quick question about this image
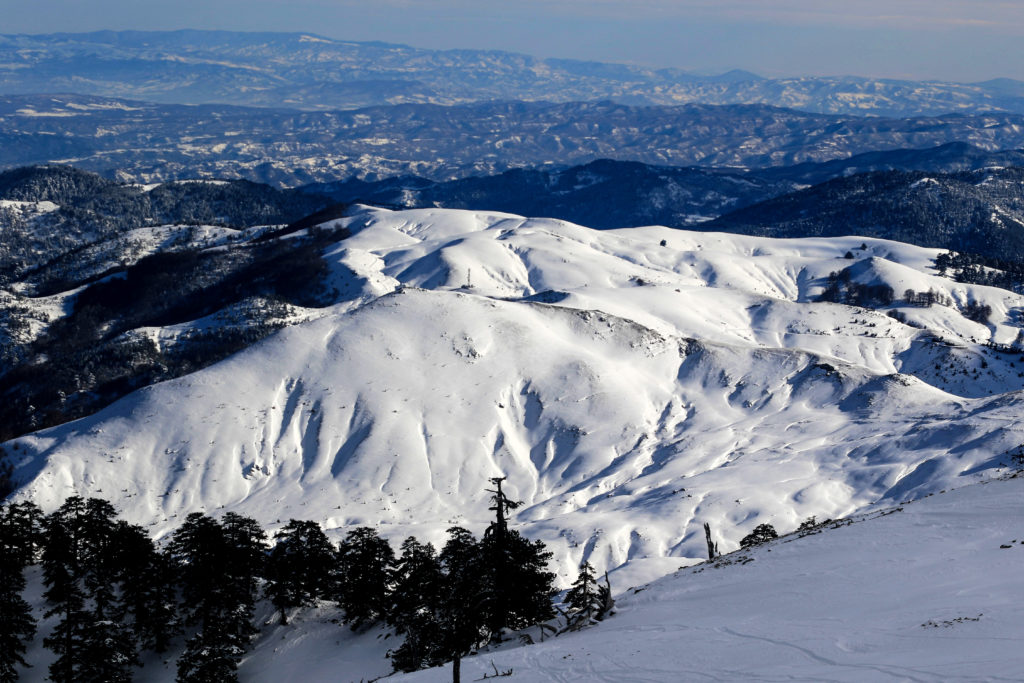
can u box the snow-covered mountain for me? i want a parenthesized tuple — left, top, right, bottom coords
(7, 207, 1024, 597)
(4, 31, 1024, 117)
(7, 95, 1024, 186)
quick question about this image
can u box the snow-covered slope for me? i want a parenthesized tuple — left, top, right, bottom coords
(399, 474, 1024, 682)
(7, 208, 1024, 591)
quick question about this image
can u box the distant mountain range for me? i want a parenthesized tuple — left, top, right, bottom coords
(3, 30, 1024, 117)
(5, 94, 1024, 186)
(308, 143, 1024, 232)
(707, 167, 1024, 258)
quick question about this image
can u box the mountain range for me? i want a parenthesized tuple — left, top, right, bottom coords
(3, 30, 1024, 117)
(6, 94, 1024, 186)
(5, 28, 1024, 682)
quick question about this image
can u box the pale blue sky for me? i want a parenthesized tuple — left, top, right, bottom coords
(3, 0, 1023, 82)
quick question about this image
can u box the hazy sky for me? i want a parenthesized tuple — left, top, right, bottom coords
(3, 0, 1023, 82)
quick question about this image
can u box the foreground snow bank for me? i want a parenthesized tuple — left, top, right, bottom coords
(401, 475, 1024, 682)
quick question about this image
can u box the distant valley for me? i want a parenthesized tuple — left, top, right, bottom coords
(5, 94, 1024, 186)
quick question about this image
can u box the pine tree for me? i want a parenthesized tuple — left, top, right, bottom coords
(176, 631, 245, 683)
(77, 618, 139, 683)
(0, 520, 36, 683)
(41, 510, 89, 683)
(482, 529, 555, 633)
(387, 536, 448, 672)
(78, 498, 120, 620)
(266, 519, 336, 624)
(480, 478, 555, 638)
(563, 561, 600, 630)
(1, 500, 44, 566)
(170, 512, 266, 683)
(114, 520, 180, 652)
(436, 527, 490, 683)
(219, 512, 266, 643)
(388, 536, 443, 636)
(42, 497, 140, 682)
(335, 526, 395, 629)
(740, 523, 779, 548)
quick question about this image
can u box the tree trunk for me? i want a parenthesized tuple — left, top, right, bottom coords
(704, 522, 717, 560)
(452, 653, 461, 683)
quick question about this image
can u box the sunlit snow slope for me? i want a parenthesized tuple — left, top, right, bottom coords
(399, 475, 1024, 682)
(8, 207, 1024, 589)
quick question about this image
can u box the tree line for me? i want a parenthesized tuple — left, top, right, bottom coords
(0, 478, 611, 683)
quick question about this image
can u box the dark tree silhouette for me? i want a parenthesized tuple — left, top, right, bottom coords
(335, 526, 395, 630)
(740, 523, 779, 548)
(114, 520, 180, 652)
(266, 519, 336, 624)
(481, 477, 555, 638)
(170, 512, 265, 683)
(0, 502, 37, 683)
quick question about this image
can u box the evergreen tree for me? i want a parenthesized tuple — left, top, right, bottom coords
(335, 526, 395, 629)
(78, 498, 120, 620)
(390, 527, 491, 678)
(481, 529, 556, 634)
(266, 519, 336, 624)
(740, 523, 779, 548)
(389, 610, 446, 674)
(176, 631, 245, 683)
(388, 536, 443, 636)
(219, 512, 267, 642)
(170, 512, 266, 683)
(77, 618, 139, 683)
(0, 506, 36, 683)
(563, 561, 599, 629)
(1, 500, 44, 566)
(480, 478, 555, 638)
(41, 510, 90, 683)
(436, 527, 490, 683)
(42, 497, 140, 682)
(562, 561, 612, 631)
(114, 520, 180, 652)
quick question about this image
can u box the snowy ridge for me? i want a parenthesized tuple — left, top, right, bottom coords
(7, 208, 1024, 594)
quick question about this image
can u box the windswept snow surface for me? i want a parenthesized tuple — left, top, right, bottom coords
(7, 208, 1024, 594)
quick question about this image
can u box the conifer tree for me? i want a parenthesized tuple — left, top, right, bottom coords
(562, 561, 609, 631)
(0, 503, 36, 683)
(41, 509, 90, 683)
(77, 617, 139, 683)
(266, 519, 336, 624)
(78, 498, 120, 620)
(388, 536, 443, 636)
(114, 520, 180, 652)
(482, 528, 556, 633)
(43, 497, 140, 682)
(437, 527, 491, 683)
(335, 526, 395, 629)
(171, 512, 265, 683)
(481, 477, 555, 637)
(1, 500, 43, 566)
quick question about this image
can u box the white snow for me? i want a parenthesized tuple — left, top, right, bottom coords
(0, 199, 59, 214)
(8, 208, 1023, 585)
(7, 206, 1024, 681)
